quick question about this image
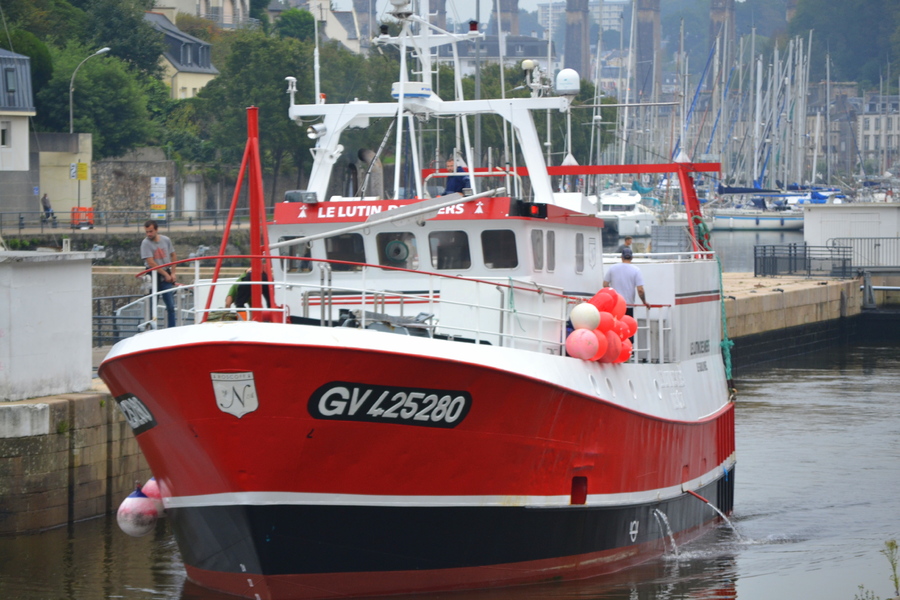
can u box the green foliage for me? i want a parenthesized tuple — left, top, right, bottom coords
(275, 8, 316, 42)
(882, 539, 899, 597)
(0, 29, 54, 96)
(789, 0, 900, 88)
(80, 0, 166, 76)
(34, 42, 153, 158)
(0, 0, 87, 42)
(56, 420, 70, 434)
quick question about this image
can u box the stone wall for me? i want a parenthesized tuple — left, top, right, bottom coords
(0, 392, 151, 534)
(93, 158, 177, 214)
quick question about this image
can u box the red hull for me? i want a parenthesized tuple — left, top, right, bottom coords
(101, 329, 735, 600)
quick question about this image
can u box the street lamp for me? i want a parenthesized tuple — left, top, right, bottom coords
(69, 47, 110, 134)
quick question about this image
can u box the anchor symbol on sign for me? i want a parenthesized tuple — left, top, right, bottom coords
(629, 520, 639, 542)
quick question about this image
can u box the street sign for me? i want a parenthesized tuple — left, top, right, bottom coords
(150, 176, 167, 220)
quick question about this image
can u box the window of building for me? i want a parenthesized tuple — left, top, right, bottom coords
(0, 121, 9, 147)
(429, 230, 471, 270)
(4, 68, 15, 93)
(325, 233, 366, 271)
(575, 233, 584, 273)
(876, 118, 881, 131)
(377, 232, 419, 270)
(482, 230, 517, 268)
(531, 230, 544, 270)
(278, 236, 313, 273)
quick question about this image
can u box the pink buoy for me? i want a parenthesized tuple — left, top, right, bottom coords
(600, 330, 622, 363)
(590, 329, 609, 361)
(611, 294, 627, 319)
(620, 314, 638, 337)
(615, 339, 633, 363)
(141, 477, 165, 516)
(566, 328, 599, 360)
(596, 311, 615, 333)
(588, 289, 616, 313)
(614, 319, 630, 340)
(117, 487, 159, 537)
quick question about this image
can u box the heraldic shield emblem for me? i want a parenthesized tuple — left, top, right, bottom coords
(211, 372, 259, 418)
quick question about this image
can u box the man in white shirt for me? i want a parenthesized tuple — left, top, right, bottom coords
(603, 247, 650, 317)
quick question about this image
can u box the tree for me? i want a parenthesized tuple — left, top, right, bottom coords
(80, 0, 166, 76)
(275, 8, 316, 42)
(35, 43, 153, 158)
(789, 0, 900, 87)
(0, 29, 54, 97)
(196, 30, 314, 203)
(0, 0, 87, 42)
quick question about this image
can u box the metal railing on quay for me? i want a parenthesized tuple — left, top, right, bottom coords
(1, 208, 270, 236)
(92, 294, 148, 347)
(754, 243, 853, 278)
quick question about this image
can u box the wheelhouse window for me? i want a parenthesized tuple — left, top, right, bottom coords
(531, 230, 544, 270)
(547, 231, 556, 272)
(575, 233, 584, 273)
(325, 233, 365, 271)
(482, 229, 517, 269)
(377, 232, 419, 270)
(278, 236, 312, 273)
(429, 230, 471, 270)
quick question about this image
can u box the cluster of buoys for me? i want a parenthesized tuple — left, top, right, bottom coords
(565, 288, 637, 363)
(116, 477, 165, 537)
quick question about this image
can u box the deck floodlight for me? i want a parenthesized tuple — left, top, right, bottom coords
(307, 123, 327, 139)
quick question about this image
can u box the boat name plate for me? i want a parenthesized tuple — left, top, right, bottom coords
(115, 394, 157, 434)
(308, 381, 472, 428)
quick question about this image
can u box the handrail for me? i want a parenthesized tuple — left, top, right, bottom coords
(111, 254, 681, 364)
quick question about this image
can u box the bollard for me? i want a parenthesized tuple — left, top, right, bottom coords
(188, 216, 193, 227)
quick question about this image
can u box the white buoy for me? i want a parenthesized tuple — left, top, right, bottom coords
(116, 487, 159, 537)
(569, 302, 601, 331)
(141, 477, 165, 516)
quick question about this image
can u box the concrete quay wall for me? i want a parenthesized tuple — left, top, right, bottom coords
(0, 389, 151, 534)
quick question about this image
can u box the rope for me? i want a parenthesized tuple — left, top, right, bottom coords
(716, 255, 735, 386)
(507, 278, 526, 332)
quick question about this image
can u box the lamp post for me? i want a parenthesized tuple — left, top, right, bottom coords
(69, 47, 110, 134)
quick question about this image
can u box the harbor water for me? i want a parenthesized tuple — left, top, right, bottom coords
(2, 231, 897, 600)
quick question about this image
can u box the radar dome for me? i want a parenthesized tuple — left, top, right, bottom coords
(555, 69, 580, 96)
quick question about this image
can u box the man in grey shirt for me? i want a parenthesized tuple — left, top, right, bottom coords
(141, 220, 178, 328)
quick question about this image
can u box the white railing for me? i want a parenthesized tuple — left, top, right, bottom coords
(113, 257, 678, 363)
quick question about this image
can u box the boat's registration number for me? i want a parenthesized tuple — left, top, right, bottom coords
(308, 381, 472, 428)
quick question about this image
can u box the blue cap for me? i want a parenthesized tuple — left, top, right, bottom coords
(622, 247, 633, 259)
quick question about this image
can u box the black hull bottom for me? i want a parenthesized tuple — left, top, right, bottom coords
(168, 468, 735, 577)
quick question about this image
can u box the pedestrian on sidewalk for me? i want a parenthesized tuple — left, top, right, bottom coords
(40, 193, 55, 222)
(141, 220, 178, 328)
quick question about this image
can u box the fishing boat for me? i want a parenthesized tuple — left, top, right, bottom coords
(99, 3, 735, 598)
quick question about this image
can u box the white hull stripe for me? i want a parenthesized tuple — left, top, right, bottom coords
(163, 456, 735, 510)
